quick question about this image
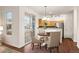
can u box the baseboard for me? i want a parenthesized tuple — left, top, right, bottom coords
(2, 42, 24, 52)
(64, 38, 72, 39)
(63, 38, 73, 41)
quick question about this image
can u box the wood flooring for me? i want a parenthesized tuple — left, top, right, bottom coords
(2, 38, 79, 53)
(24, 38, 79, 53)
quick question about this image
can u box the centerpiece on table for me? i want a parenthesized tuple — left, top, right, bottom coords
(44, 22, 47, 29)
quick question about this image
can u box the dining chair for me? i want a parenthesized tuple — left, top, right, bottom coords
(46, 32, 61, 52)
(31, 30, 44, 50)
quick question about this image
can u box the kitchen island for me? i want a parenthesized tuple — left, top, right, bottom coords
(45, 28, 62, 43)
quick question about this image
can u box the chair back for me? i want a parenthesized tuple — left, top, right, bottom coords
(47, 32, 61, 48)
(38, 28, 45, 34)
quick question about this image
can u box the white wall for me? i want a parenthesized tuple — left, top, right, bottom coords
(76, 7, 79, 48)
(0, 8, 3, 26)
(2, 6, 20, 47)
(1, 6, 39, 48)
(73, 7, 78, 42)
(73, 7, 79, 48)
(64, 12, 73, 38)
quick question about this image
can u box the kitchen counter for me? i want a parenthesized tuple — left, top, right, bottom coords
(45, 28, 62, 32)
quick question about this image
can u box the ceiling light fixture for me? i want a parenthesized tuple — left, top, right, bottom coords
(42, 6, 48, 20)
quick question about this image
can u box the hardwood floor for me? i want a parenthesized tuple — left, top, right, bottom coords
(23, 38, 79, 53)
(2, 38, 79, 53)
(59, 38, 79, 53)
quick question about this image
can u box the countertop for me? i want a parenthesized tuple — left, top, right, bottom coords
(45, 28, 62, 32)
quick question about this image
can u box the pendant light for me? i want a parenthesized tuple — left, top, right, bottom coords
(42, 6, 47, 20)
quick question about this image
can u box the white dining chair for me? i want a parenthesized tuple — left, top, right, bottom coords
(46, 32, 61, 52)
(31, 30, 44, 49)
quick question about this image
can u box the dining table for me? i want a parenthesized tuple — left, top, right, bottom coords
(38, 32, 50, 43)
(38, 28, 62, 43)
(37, 28, 62, 49)
(37, 32, 49, 47)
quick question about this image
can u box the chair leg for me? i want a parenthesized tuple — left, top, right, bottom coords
(57, 47, 59, 53)
(45, 44, 47, 50)
(48, 48, 52, 53)
(32, 43, 34, 50)
(39, 43, 41, 49)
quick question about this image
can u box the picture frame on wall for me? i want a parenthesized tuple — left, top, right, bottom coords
(7, 31, 12, 35)
(6, 24, 12, 35)
(6, 11, 13, 22)
(6, 24, 12, 30)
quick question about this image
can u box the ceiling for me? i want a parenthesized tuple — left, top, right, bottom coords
(27, 6, 74, 16)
